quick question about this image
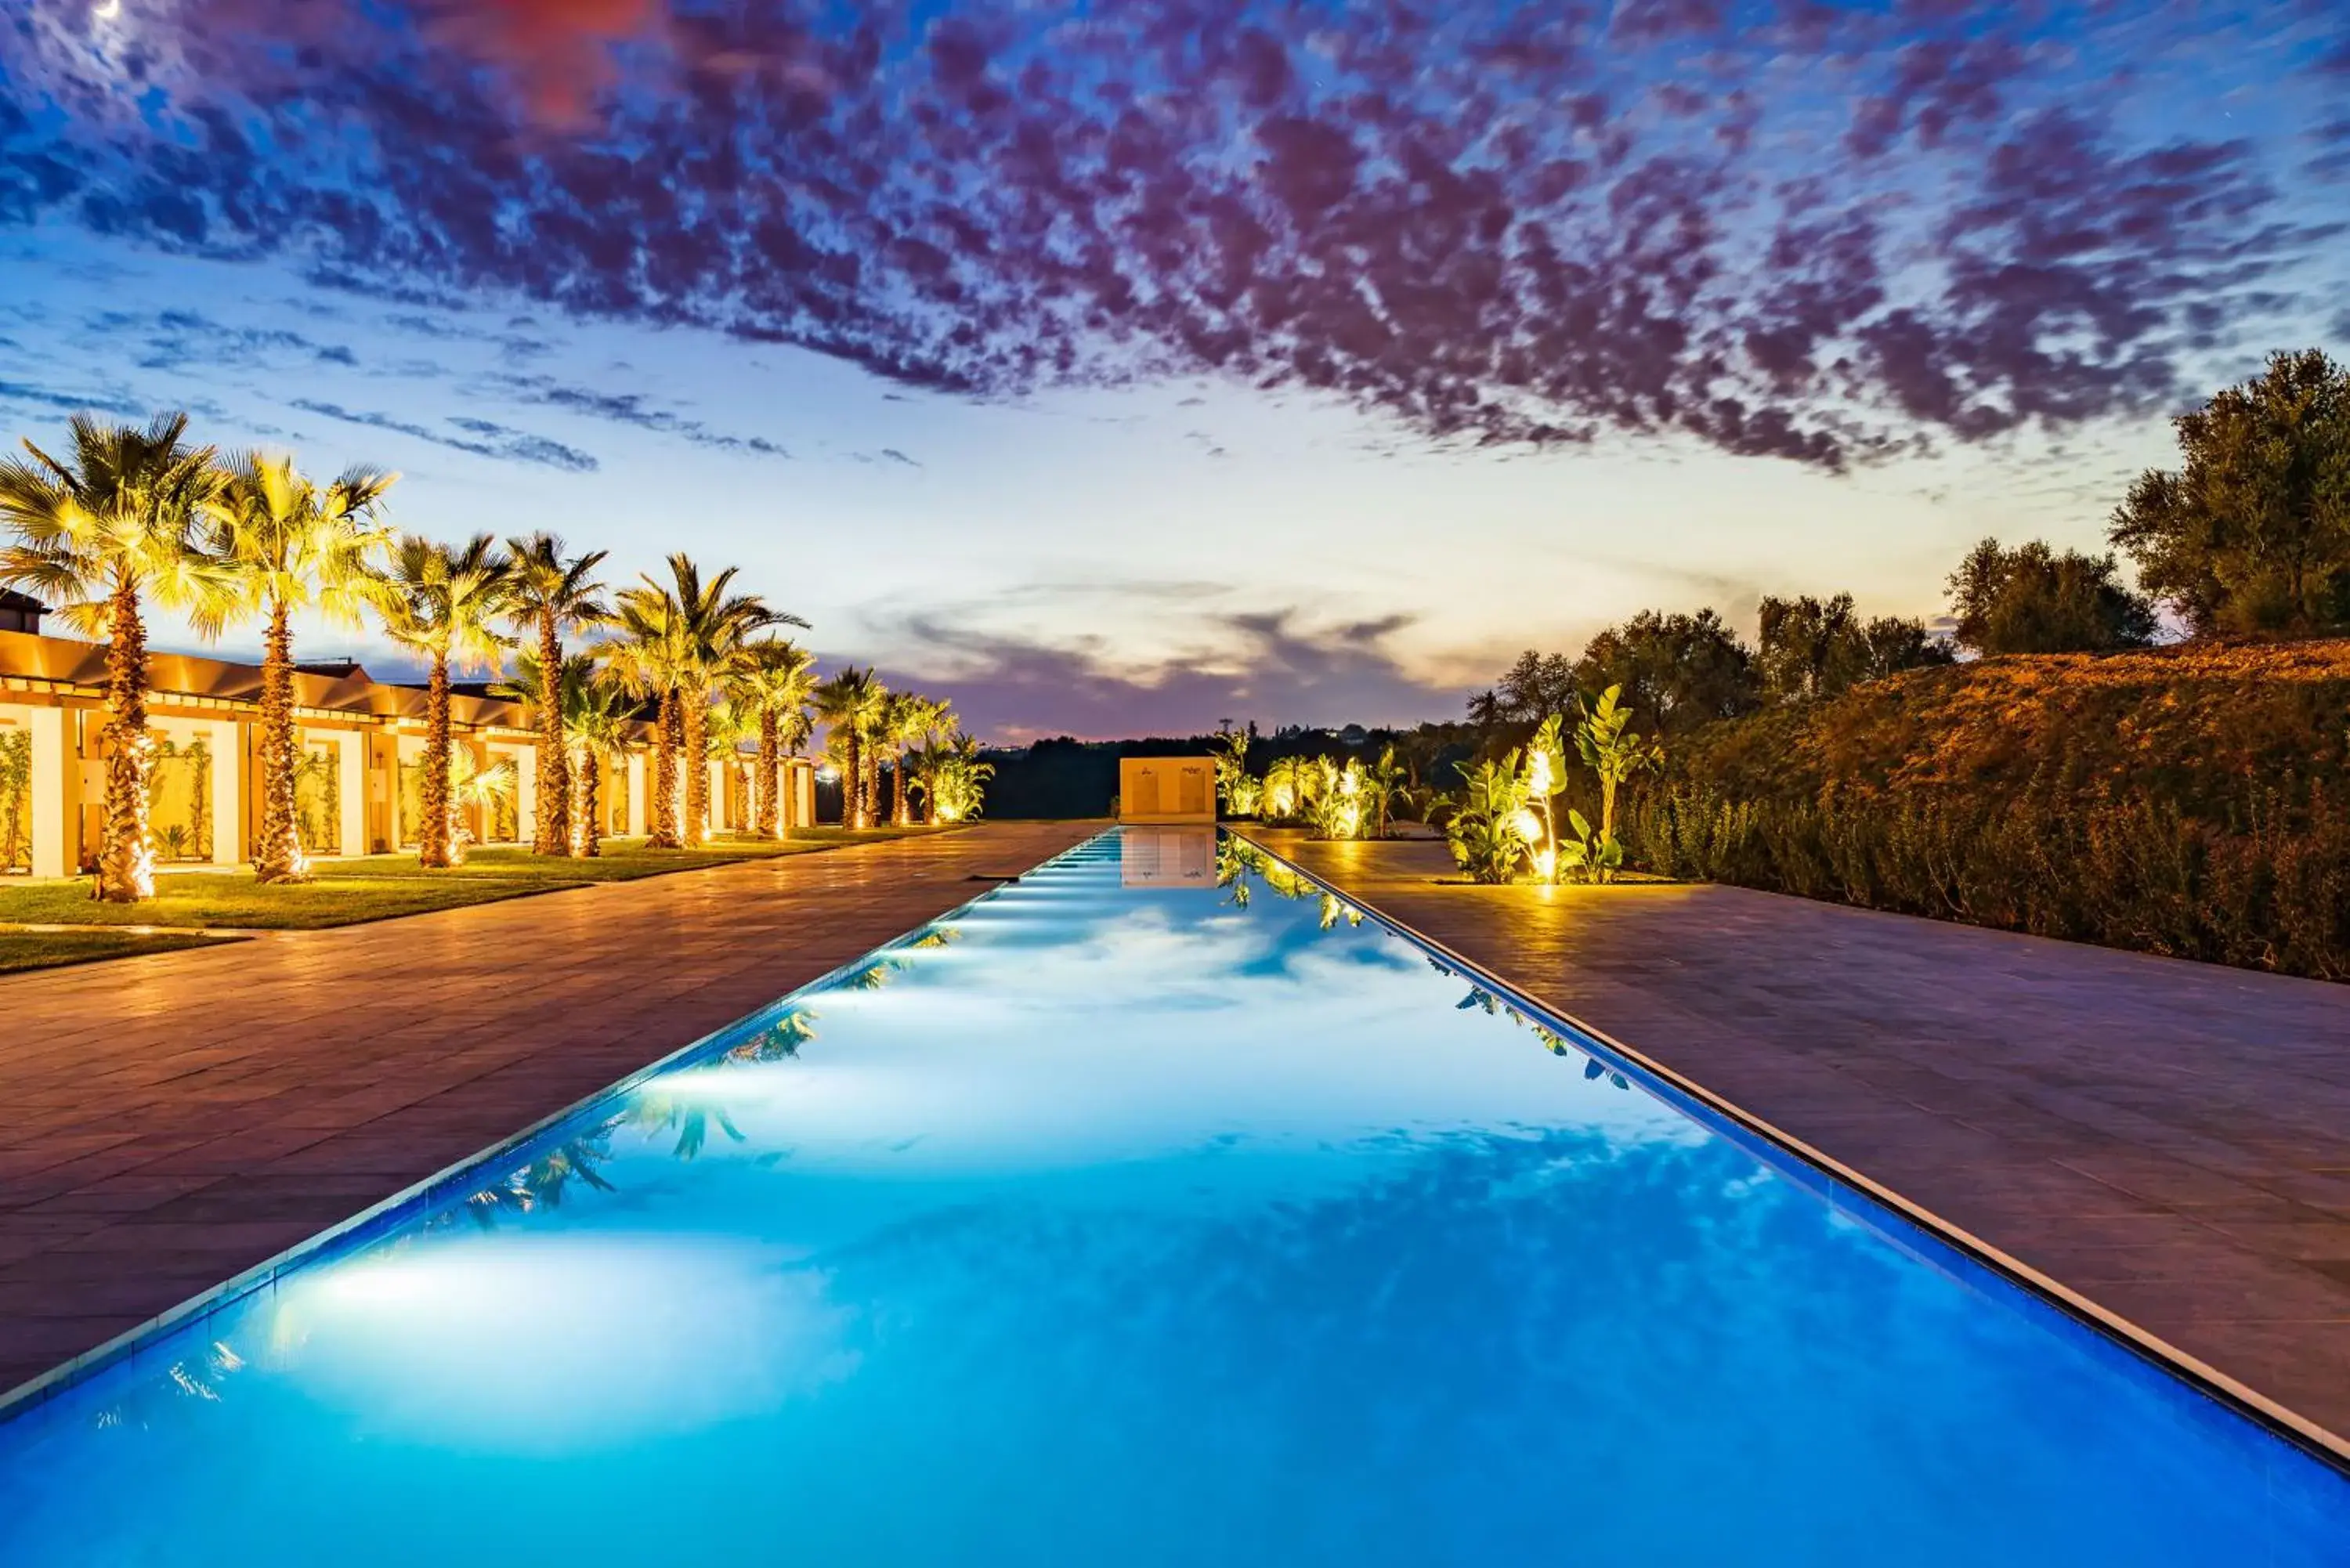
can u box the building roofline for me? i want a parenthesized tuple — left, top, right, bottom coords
(0, 629, 655, 742)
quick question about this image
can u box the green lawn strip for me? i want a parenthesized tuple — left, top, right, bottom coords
(0, 826, 952, 932)
(0, 928, 245, 975)
(319, 829, 926, 884)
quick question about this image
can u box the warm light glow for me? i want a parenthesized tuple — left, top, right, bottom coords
(1531, 846, 1556, 880)
(1526, 751, 1554, 794)
(1509, 807, 1543, 843)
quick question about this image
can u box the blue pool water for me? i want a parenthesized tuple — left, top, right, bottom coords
(1, 829, 2344, 1563)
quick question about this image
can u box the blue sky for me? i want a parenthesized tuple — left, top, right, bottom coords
(2, 0, 2345, 739)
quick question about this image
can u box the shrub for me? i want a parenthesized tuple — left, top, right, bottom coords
(1634, 639, 2350, 981)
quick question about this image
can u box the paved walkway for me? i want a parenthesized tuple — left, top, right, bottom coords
(1250, 830, 2350, 1450)
(0, 823, 1095, 1400)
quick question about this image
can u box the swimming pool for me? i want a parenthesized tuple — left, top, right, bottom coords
(2, 828, 2344, 1563)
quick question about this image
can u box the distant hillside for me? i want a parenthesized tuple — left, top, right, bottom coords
(1636, 641, 2350, 981)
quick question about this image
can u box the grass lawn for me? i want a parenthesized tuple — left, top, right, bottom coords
(0, 928, 246, 975)
(0, 827, 947, 934)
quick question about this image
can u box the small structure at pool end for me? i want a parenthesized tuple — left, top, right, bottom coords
(1116, 757, 1217, 824)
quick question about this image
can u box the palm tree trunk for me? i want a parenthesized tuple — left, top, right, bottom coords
(843, 726, 862, 828)
(254, 597, 309, 884)
(892, 746, 912, 827)
(682, 695, 710, 847)
(577, 746, 602, 858)
(649, 688, 682, 848)
(419, 652, 454, 869)
(757, 711, 780, 839)
(533, 613, 569, 856)
(862, 740, 879, 832)
(97, 578, 155, 902)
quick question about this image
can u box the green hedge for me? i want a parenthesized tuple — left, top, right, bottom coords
(1632, 640, 2350, 981)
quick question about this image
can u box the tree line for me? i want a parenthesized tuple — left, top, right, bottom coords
(1473, 347, 2350, 742)
(0, 411, 985, 905)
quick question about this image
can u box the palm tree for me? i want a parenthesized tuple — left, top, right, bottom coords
(660, 554, 792, 847)
(912, 731, 993, 823)
(209, 453, 397, 883)
(601, 589, 689, 847)
(491, 649, 633, 857)
(672, 562, 799, 846)
(734, 638, 816, 839)
(504, 533, 609, 858)
(0, 413, 234, 901)
(812, 667, 884, 829)
(566, 664, 634, 858)
(705, 694, 758, 833)
(879, 692, 949, 826)
(378, 533, 511, 867)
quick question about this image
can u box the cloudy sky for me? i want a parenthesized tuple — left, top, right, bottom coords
(2, 0, 2345, 740)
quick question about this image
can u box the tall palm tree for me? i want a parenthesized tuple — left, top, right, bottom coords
(378, 533, 511, 867)
(659, 554, 793, 847)
(209, 453, 397, 883)
(876, 692, 939, 827)
(504, 533, 609, 857)
(896, 694, 955, 824)
(734, 638, 816, 839)
(601, 590, 689, 847)
(0, 413, 234, 901)
(565, 663, 635, 858)
(812, 667, 884, 829)
(491, 649, 631, 857)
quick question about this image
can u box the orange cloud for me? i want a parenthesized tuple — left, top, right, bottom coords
(422, 0, 666, 125)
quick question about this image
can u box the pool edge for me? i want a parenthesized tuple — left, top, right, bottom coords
(1233, 828, 2350, 1476)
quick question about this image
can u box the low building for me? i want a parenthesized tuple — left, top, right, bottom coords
(1116, 756, 1217, 825)
(0, 623, 819, 878)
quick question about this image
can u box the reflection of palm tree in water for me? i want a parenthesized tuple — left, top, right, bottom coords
(1439, 960, 1634, 1086)
(834, 923, 957, 994)
(446, 1133, 618, 1230)
(439, 930, 962, 1225)
(728, 1006, 815, 1064)
(624, 1077, 748, 1161)
(1222, 836, 1327, 906)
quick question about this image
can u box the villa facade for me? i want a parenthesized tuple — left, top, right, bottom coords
(0, 620, 816, 878)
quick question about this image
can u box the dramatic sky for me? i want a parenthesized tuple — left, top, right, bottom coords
(2, 0, 2345, 739)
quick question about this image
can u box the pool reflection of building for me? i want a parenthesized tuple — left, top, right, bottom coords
(0, 608, 815, 877)
(1119, 826, 1218, 888)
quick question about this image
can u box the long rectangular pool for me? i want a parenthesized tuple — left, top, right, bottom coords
(2, 829, 2345, 1563)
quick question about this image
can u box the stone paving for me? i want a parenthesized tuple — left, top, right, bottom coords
(0, 822, 1096, 1400)
(1250, 829, 2350, 1448)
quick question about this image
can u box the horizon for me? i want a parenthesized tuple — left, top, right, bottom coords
(4, 0, 2345, 742)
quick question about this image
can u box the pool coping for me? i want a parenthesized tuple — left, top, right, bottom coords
(1233, 828, 2350, 1476)
(0, 832, 1096, 1428)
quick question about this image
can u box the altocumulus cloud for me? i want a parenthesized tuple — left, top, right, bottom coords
(5, 0, 2345, 468)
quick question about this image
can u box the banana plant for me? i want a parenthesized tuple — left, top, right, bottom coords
(1575, 683, 1661, 883)
(1445, 751, 1534, 883)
